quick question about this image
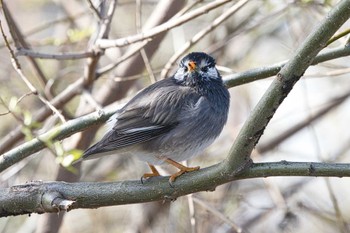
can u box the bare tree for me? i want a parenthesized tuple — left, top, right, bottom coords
(1, 0, 350, 232)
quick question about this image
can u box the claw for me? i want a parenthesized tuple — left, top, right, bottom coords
(165, 158, 200, 186)
(141, 164, 161, 183)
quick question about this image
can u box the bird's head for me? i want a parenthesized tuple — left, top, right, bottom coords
(174, 52, 222, 89)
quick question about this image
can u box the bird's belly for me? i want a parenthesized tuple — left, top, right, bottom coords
(133, 133, 217, 165)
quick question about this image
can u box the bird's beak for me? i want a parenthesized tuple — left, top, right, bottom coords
(187, 61, 197, 72)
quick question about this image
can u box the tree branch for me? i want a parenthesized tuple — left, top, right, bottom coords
(258, 89, 350, 153)
(97, 0, 232, 48)
(2, 44, 350, 173)
(0, 108, 116, 173)
(1, 38, 349, 156)
(15, 48, 93, 60)
(1, 161, 350, 217)
(224, 45, 350, 87)
(223, 0, 350, 172)
(0, 0, 350, 219)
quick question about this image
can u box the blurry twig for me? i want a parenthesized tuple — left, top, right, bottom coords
(258, 89, 350, 153)
(0, 20, 66, 123)
(0, 78, 83, 154)
(324, 178, 349, 233)
(81, 89, 103, 111)
(86, 0, 102, 20)
(305, 67, 350, 77)
(97, 0, 232, 48)
(207, 3, 289, 55)
(188, 194, 197, 233)
(16, 48, 93, 60)
(96, 40, 149, 76)
(136, 0, 157, 83)
(1, 2, 48, 91)
(160, 0, 249, 79)
(173, 0, 203, 18)
(224, 45, 350, 87)
(84, 0, 117, 85)
(326, 28, 350, 46)
(192, 196, 244, 233)
(0, 12, 88, 49)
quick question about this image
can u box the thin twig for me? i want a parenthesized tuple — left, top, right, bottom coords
(96, 40, 149, 76)
(0, 20, 66, 123)
(172, 0, 204, 18)
(223, 45, 350, 87)
(136, 0, 157, 83)
(0, 12, 88, 49)
(97, 0, 232, 48)
(305, 67, 350, 77)
(326, 28, 350, 46)
(207, 3, 289, 54)
(16, 48, 94, 60)
(187, 194, 197, 233)
(84, 0, 117, 85)
(0, 78, 84, 154)
(258, 89, 350, 153)
(1, 2, 48, 90)
(86, 0, 102, 20)
(324, 178, 349, 233)
(0, 107, 116, 172)
(192, 197, 243, 233)
(160, 0, 249, 79)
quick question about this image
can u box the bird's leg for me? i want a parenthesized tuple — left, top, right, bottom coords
(165, 158, 200, 184)
(142, 163, 161, 182)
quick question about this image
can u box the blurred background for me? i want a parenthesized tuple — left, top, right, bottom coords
(1, 0, 350, 232)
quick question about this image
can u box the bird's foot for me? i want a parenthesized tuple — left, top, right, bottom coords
(165, 158, 200, 186)
(141, 164, 161, 183)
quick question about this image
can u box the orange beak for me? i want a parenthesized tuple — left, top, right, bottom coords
(187, 61, 196, 72)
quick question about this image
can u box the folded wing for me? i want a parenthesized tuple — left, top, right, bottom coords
(82, 78, 200, 158)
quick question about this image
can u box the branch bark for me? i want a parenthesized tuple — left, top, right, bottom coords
(1, 0, 350, 218)
(1, 161, 350, 217)
(223, 0, 350, 172)
(2, 44, 350, 173)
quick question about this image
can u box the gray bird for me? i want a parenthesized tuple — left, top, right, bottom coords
(81, 52, 230, 183)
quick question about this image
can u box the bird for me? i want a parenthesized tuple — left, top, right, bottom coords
(81, 52, 230, 184)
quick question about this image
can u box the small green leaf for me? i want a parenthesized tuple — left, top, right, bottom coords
(23, 110, 32, 126)
(21, 127, 34, 141)
(8, 97, 18, 112)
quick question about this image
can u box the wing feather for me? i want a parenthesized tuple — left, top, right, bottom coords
(83, 78, 201, 158)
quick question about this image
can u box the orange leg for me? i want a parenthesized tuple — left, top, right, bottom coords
(165, 158, 200, 184)
(142, 163, 161, 181)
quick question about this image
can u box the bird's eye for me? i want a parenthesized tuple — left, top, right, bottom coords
(183, 66, 188, 72)
(201, 66, 208, 72)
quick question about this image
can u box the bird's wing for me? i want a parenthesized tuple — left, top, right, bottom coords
(82, 78, 200, 158)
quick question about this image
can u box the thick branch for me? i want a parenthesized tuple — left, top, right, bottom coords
(0, 0, 350, 219)
(1, 161, 350, 217)
(223, 0, 350, 171)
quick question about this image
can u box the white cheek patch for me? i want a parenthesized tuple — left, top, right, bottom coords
(199, 67, 219, 80)
(174, 69, 185, 81)
(199, 59, 208, 68)
(207, 67, 219, 79)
